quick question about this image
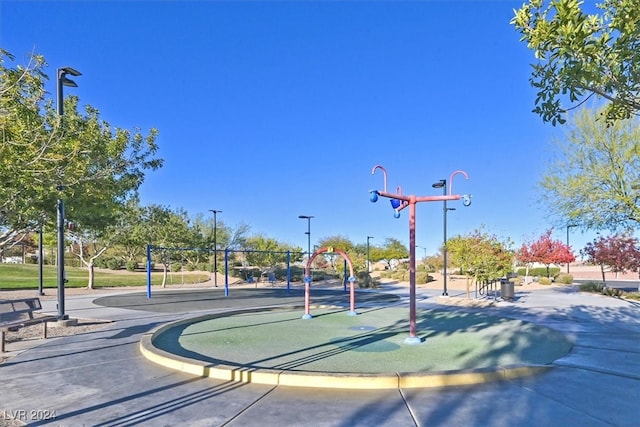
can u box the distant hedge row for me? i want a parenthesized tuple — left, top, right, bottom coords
(516, 267, 561, 278)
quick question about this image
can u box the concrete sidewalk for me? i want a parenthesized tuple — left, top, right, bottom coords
(1, 284, 639, 426)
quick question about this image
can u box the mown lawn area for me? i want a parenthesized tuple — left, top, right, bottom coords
(0, 264, 210, 290)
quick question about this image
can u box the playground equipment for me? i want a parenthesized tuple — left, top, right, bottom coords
(146, 245, 301, 298)
(302, 247, 357, 319)
(369, 165, 471, 344)
(224, 248, 294, 296)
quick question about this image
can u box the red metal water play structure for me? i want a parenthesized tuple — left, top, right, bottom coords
(369, 165, 471, 344)
(302, 247, 357, 319)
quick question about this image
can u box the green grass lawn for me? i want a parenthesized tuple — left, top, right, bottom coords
(0, 263, 210, 290)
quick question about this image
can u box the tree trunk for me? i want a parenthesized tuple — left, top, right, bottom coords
(88, 262, 95, 289)
(162, 263, 168, 288)
(600, 264, 606, 284)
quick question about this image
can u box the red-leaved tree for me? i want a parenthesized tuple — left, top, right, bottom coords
(581, 234, 640, 283)
(519, 229, 575, 278)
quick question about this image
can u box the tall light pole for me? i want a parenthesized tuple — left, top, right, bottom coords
(209, 210, 222, 287)
(298, 215, 313, 261)
(432, 179, 450, 296)
(56, 66, 81, 321)
(38, 227, 44, 296)
(366, 236, 374, 273)
(416, 245, 427, 263)
(566, 223, 577, 274)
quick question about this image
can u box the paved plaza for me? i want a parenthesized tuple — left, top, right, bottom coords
(1, 283, 639, 426)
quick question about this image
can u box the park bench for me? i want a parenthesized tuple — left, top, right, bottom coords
(0, 298, 57, 352)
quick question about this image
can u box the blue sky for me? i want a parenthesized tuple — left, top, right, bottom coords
(1, 0, 600, 255)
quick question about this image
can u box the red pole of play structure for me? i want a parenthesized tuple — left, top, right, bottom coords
(370, 166, 471, 344)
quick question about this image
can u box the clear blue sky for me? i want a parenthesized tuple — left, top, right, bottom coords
(1, 0, 599, 256)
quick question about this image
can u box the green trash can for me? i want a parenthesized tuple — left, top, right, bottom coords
(500, 279, 515, 300)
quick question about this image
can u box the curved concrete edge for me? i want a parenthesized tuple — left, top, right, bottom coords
(139, 309, 555, 390)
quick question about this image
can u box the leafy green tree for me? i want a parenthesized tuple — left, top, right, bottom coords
(135, 205, 192, 287)
(244, 235, 301, 270)
(0, 50, 49, 243)
(0, 50, 163, 251)
(181, 214, 255, 275)
(448, 229, 513, 298)
(317, 235, 355, 271)
(353, 241, 375, 274)
(112, 198, 151, 264)
(424, 253, 444, 273)
(512, 0, 640, 125)
(68, 225, 113, 289)
(539, 107, 640, 231)
(376, 237, 409, 270)
(368, 244, 386, 266)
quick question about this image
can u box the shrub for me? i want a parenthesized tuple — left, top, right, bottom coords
(356, 271, 380, 288)
(579, 281, 604, 293)
(125, 260, 137, 272)
(105, 257, 122, 270)
(538, 277, 553, 285)
(417, 264, 435, 273)
(516, 267, 561, 278)
(555, 273, 574, 284)
(601, 287, 624, 297)
(625, 292, 640, 301)
(416, 271, 434, 284)
(379, 271, 393, 279)
(579, 281, 629, 298)
(511, 276, 524, 286)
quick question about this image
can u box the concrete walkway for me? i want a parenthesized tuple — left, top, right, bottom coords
(1, 284, 639, 426)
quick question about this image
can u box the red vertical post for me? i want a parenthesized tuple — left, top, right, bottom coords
(350, 279, 355, 313)
(408, 199, 418, 341)
(304, 282, 311, 317)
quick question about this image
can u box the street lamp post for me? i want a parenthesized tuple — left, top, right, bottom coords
(298, 215, 313, 261)
(366, 236, 374, 273)
(38, 227, 44, 296)
(209, 210, 222, 287)
(55, 66, 81, 321)
(432, 179, 450, 296)
(566, 224, 577, 274)
(416, 245, 427, 263)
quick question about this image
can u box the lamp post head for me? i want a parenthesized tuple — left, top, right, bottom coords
(58, 67, 81, 87)
(60, 66, 81, 77)
(432, 179, 446, 189)
(298, 215, 313, 220)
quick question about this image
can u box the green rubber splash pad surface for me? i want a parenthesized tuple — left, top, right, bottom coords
(152, 307, 572, 374)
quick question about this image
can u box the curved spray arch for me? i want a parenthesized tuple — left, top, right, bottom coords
(303, 247, 357, 319)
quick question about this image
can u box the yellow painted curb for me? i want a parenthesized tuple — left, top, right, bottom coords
(139, 310, 554, 390)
